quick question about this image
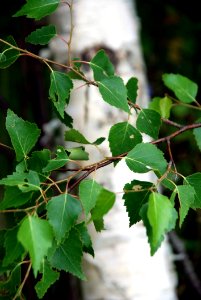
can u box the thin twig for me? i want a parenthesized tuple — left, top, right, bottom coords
(13, 262, 32, 300)
(152, 123, 201, 144)
(67, 0, 74, 66)
(161, 118, 183, 128)
(0, 142, 14, 151)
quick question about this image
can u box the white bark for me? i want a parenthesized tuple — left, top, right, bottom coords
(48, 1, 178, 299)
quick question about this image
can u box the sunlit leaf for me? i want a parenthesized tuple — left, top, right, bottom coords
(18, 215, 53, 277)
(162, 73, 198, 103)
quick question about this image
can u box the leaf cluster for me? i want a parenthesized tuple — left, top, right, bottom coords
(0, 1, 201, 298)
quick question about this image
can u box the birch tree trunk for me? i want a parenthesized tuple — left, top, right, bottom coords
(48, 1, 178, 299)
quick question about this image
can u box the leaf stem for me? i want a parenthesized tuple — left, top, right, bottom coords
(13, 262, 32, 300)
(0, 142, 14, 151)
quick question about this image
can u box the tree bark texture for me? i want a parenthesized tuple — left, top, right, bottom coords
(48, 1, 178, 299)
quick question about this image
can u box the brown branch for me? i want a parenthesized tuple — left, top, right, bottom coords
(68, 122, 201, 192)
(152, 123, 201, 144)
(161, 118, 183, 128)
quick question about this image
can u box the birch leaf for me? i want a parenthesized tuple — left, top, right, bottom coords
(49, 71, 73, 118)
(47, 194, 82, 243)
(98, 76, 130, 113)
(48, 228, 85, 280)
(18, 216, 53, 277)
(90, 49, 114, 81)
(176, 185, 195, 227)
(147, 192, 177, 255)
(125, 143, 167, 175)
(123, 180, 153, 226)
(108, 122, 142, 159)
(14, 0, 59, 20)
(186, 173, 201, 208)
(136, 109, 161, 139)
(6, 109, 40, 161)
(26, 25, 56, 45)
(126, 77, 138, 103)
(35, 261, 59, 299)
(162, 73, 198, 103)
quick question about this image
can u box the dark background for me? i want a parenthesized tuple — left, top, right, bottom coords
(0, 0, 201, 299)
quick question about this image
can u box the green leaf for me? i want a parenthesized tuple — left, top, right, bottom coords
(0, 265, 21, 297)
(193, 118, 201, 151)
(91, 188, 115, 221)
(0, 172, 26, 186)
(35, 261, 59, 299)
(0, 186, 33, 209)
(149, 97, 161, 114)
(176, 185, 195, 227)
(79, 179, 103, 216)
(149, 96, 172, 119)
(14, 0, 59, 20)
(162, 73, 198, 103)
(47, 194, 82, 243)
(76, 223, 94, 257)
(79, 179, 115, 221)
(67, 147, 89, 160)
(29, 149, 51, 174)
(90, 49, 114, 81)
(98, 76, 130, 113)
(125, 143, 167, 175)
(55, 110, 73, 128)
(186, 173, 201, 208)
(65, 128, 105, 145)
(159, 96, 172, 119)
(147, 192, 177, 255)
(48, 227, 85, 280)
(49, 71, 73, 118)
(43, 146, 69, 172)
(123, 180, 154, 226)
(18, 215, 53, 277)
(0, 36, 20, 69)
(20, 170, 41, 192)
(6, 109, 41, 161)
(136, 109, 161, 139)
(0, 171, 40, 193)
(126, 77, 138, 103)
(3, 226, 24, 267)
(93, 218, 104, 232)
(26, 25, 56, 45)
(108, 122, 142, 161)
